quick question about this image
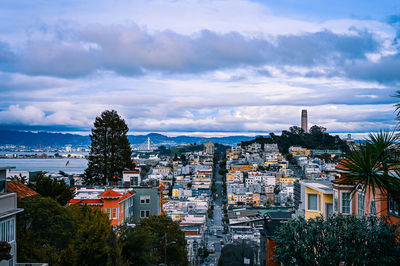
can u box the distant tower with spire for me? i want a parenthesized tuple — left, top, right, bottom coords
(301, 109, 308, 133)
(147, 137, 151, 151)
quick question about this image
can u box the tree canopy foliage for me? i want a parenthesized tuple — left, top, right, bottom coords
(241, 125, 349, 154)
(84, 110, 133, 185)
(17, 197, 121, 266)
(218, 242, 255, 266)
(29, 171, 74, 206)
(340, 130, 400, 204)
(119, 215, 188, 266)
(274, 215, 400, 265)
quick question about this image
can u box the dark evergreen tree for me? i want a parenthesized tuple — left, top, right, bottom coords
(29, 171, 74, 206)
(84, 110, 133, 185)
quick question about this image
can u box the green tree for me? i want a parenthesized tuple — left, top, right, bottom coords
(289, 126, 305, 135)
(17, 197, 121, 266)
(69, 205, 122, 266)
(241, 125, 348, 154)
(218, 169, 228, 175)
(84, 110, 133, 185)
(120, 215, 187, 265)
(29, 172, 74, 206)
(340, 130, 400, 204)
(274, 215, 400, 265)
(218, 242, 255, 266)
(17, 197, 77, 265)
(207, 208, 213, 218)
(9, 173, 28, 184)
(120, 225, 156, 265)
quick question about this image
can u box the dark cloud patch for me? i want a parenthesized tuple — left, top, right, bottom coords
(344, 54, 400, 83)
(0, 24, 382, 78)
(388, 14, 400, 44)
(256, 69, 272, 77)
(15, 40, 101, 78)
(0, 42, 16, 68)
(271, 30, 378, 66)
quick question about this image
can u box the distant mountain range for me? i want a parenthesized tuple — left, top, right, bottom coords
(0, 130, 261, 147)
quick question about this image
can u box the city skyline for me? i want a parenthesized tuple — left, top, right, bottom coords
(0, 0, 399, 136)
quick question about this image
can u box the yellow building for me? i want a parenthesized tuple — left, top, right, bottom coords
(289, 146, 311, 156)
(249, 193, 261, 206)
(227, 193, 236, 205)
(277, 177, 299, 184)
(229, 164, 257, 173)
(172, 186, 181, 198)
(263, 161, 288, 169)
(171, 211, 184, 222)
(302, 181, 333, 220)
(227, 150, 240, 161)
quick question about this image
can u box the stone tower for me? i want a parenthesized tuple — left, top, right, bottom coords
(301, 109, 308, 133)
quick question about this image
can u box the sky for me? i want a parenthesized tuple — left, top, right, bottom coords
(0, 0, 400, 136)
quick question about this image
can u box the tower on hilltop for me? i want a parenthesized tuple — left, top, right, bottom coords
(301, 109, 308, 133)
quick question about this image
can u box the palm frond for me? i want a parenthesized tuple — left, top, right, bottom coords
(340, 130, 400, 204)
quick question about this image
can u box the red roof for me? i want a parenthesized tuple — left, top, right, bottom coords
(332, 178, 356, 185)
(118, 192, 133, 202)
(6, 181, 39, 199)
(98, 189, 123, 198)
(69, 199, 104, 205)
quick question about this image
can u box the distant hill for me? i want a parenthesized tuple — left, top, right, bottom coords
(0, 130, 90, 147)
(0, 130, 259, 147)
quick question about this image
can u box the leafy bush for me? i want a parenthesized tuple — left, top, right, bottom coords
(274, 215, 400, 265)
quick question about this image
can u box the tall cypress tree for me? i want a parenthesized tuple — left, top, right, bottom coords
(84, 110, 132, 185)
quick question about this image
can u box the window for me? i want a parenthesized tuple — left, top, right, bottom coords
(333, 190, 338, 212)
(140, 195, 150, 204)
(106, 208, 111, 219)
(140, 210, 150, 218)
(112, 208, 117, 219)
(307, 194, 319, 211)
(357, 192, 365, 217)
(0, 217, 15, 243)
(388, 197, 400, 216)
(341, 192, 351, 214)
(370, 200, 377, 216)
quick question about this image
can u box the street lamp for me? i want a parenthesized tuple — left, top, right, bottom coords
(162, 232, 177, 266)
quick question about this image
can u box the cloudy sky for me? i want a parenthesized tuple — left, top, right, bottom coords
(0, 0, 399, 136)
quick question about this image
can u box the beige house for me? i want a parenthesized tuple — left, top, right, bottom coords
(204, 141, 215, 154)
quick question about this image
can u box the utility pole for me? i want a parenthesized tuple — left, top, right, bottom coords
(164, 232, 167, 265)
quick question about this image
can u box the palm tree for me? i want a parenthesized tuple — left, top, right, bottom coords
(339, 130, 400, 204)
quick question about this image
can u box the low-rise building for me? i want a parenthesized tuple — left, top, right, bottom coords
(122, 170, 141, 187)
(68, 188, 135, 226)
(297, 180, 333, 220)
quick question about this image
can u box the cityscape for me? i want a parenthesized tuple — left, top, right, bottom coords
(1, 1, 400, 266)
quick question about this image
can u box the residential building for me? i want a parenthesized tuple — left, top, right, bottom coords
(68, 188, 135, 226)
(122, 170, 141, 187)
(333, 163, 400, 224)
(230, 164, 257, 173)
(132, 187, 161, 221)
(204, 141, 215, 155)
(298, 180, 333, 220)
(0, 167, 24, 266)
(289, 146, 311, 156)
(261, 211, 293, 266)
